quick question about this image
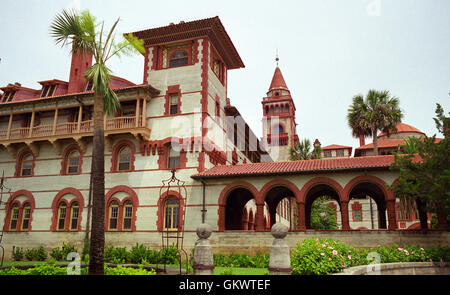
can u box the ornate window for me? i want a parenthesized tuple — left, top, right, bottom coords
(118, 146, 132, 171)
(169, 51, 188, 67)
(20, 153, 33, 176)
(108, 201, 119, 230)
(336, 149, 345, 157)
(164, 197, 180, 231)
(122, 201, 133, 231)
(66, 150, 81, 174)
(57, 203, 67, 231)
(21, 203, 31, 230)
(9, 204, 19, 231)
(70, 202, 80, 230)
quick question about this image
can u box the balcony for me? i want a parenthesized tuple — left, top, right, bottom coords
(266, 133, 289, 146)
(0, 116, 150, 156)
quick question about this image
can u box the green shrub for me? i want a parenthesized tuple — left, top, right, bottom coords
(213, 253, 269, 268)
(160, 245, 180, 264)
(129, 243, 149, 264)
(24, 248, 37, 261)
(50, 248, 64, 261)
(104, 265, 156, 275)
(291, 237, 358, 275)
(12, 247, 24, 261)
(105, 246, 129, 264)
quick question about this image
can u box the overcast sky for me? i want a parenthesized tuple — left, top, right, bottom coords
(1, 0, 449, 150)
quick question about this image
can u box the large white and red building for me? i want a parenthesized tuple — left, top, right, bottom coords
(0, 17, 447, 256)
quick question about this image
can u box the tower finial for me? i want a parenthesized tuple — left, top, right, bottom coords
(275, 49, 279, 67)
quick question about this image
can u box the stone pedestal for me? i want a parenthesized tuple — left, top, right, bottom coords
(193, 223, 214, 275)
(268, 223, 291, 275)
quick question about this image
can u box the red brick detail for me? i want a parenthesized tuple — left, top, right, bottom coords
(60, 144, 83, 175)
(164, 85, 182, 116)
(2, 190, 35, 232)
(193, 39, 199, 64)
(156, 189, 185, 231)
(143, 47, 150, 83)
(50, 187, 85, 232)
(105, 185, 139, 232)
(110, 140, 136, 172)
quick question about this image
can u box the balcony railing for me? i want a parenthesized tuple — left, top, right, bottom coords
(0, 116, 147, 141)
(267, 133, 289, 146)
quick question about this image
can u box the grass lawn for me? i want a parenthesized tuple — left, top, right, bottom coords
(214, 267, 269, 275)
(1, 260, 71, 266)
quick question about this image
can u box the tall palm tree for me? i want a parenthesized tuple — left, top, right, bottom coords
(347, 89, 403, 155)
(50, 9, 144, 274)
(289, 139, 322, 160)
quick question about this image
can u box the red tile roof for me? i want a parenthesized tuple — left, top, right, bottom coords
(355, 139, 405, 150)
(322, 144, 352, 150)
(192, 155, 398, 179)
(269, 67, 288, 91)
(377, 123, 425, 138)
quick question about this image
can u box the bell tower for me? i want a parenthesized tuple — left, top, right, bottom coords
(262, 57, 299, 161)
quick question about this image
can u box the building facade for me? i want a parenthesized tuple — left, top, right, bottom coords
(0, 17, 447, 257)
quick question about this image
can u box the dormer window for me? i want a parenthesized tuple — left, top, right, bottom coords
(1, 91, 16, 103)
(41, 85, 56, 97)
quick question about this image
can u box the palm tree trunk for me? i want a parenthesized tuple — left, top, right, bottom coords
(372, 128, 379, 155)
(89, 94, 105, 275)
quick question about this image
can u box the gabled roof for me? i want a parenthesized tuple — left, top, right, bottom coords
(128, 16, 244, 69)
(192, 155, 399, 179)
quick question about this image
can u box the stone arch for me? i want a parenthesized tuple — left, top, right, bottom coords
(300, 177, 344, 230)
(217, 181, 260, 231)
(260, 179, 300, 229)
(343, 175, 395, 230)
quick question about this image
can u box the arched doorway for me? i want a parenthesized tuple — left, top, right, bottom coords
(263, 185, 297, 230)
(305, 184, 342, 229)
(348, 182, 387, 229)
(224, 187, 256, 230)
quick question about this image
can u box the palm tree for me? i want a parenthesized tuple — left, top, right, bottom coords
(50, 9, 144, 274)
(289, 139, 322, 160)
(347, 89, 403, 155)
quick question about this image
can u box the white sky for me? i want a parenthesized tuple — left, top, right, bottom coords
(0, 0, 449, 150)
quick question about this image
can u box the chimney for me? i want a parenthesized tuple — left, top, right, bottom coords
(68, 47, 93, 94)
(359, 135, 365, 147)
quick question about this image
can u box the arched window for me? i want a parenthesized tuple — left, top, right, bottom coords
(164, 197, 180, 231)
(123, 200, 133, 231)
(66, 150, 81, 174)
(118, 146, 132, 171)
(70, 202, 80, 230)
(169, 51, 188, 67)
(9, 204, 19, 231)
(21, 153, 33, 176)
(21, 203, 31, 230)
(57, 203, 67, 231)
(108, 201, 119, 230)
